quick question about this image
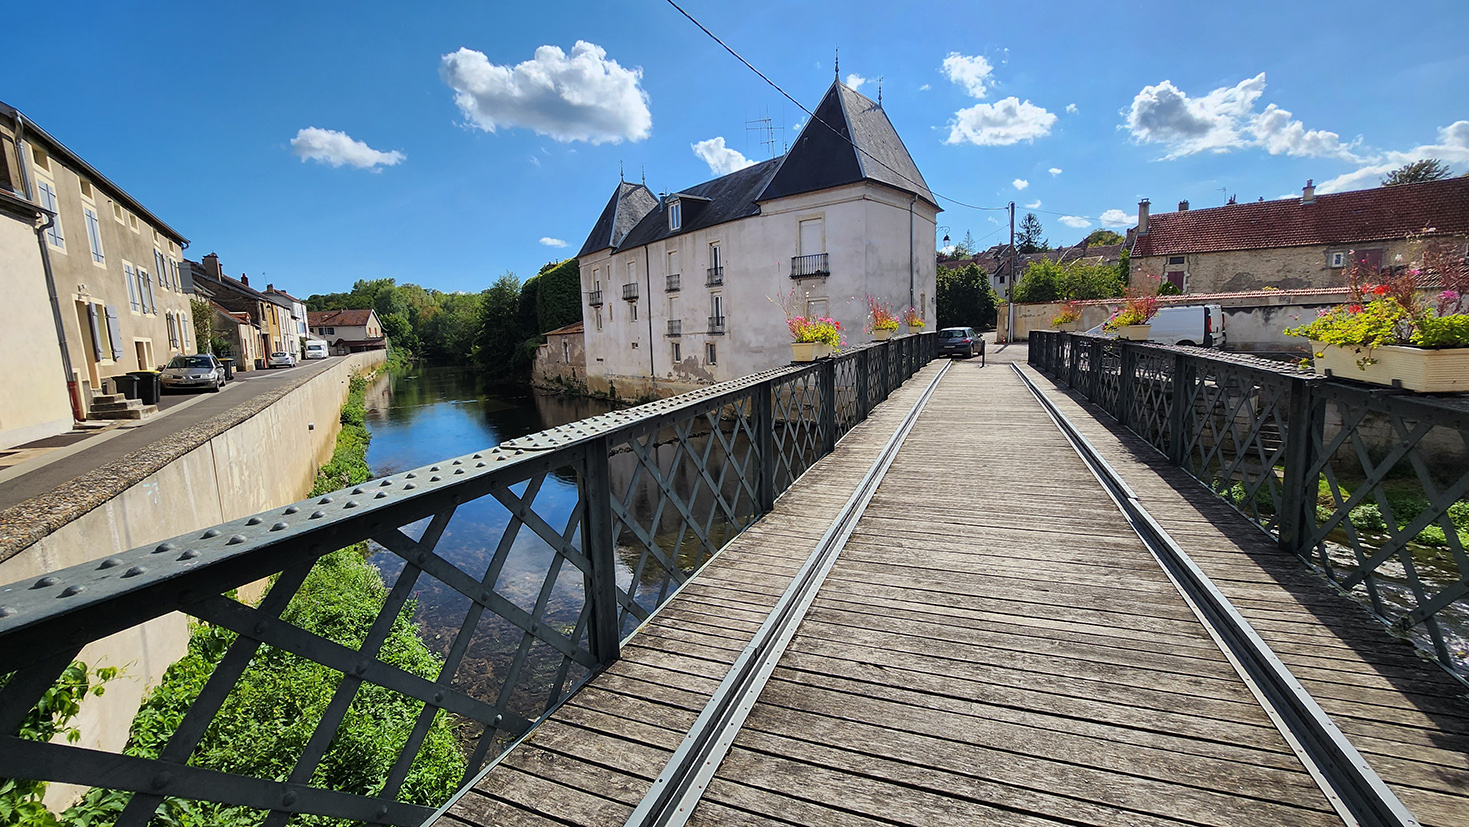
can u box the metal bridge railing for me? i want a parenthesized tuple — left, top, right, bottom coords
(0, 333, 936, 827)
(1029, 330, 1469, 682)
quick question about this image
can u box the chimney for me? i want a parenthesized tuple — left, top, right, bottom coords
(202, 252, 222, 279)
(266, 283, 274, 292)
(240, 274, 249, 287)
(1301, 178, 1315, 205)
(1178, 200, 1190, 212)
(1137, 198, 1150, 235)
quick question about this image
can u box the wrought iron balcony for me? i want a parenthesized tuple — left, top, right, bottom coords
(666, 273, 681, 292)
(588, 289, 603, 306)
(706, 266, 724, 287)
(790, 252, 830, 278)
(707, 315, 726, 335)
(622, 282, 639, 301)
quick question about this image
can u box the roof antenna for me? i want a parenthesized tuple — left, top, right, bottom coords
(877, 76, 883, 106)
(641, 165, 646, 187)
(619, 160, 624, 182)
(834, 46, 839, 81)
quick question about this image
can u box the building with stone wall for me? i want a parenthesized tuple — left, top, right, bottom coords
(1131, 178, 1469, 295)
(0, 101, 194, 420)
(576, 80, 940, 398)
(533, 321, 586, 390)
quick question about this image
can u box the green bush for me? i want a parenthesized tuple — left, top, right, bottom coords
(1349, 502, 1387, 532)
(534, 258, 582, 334)
(0, 662, 118, 827)
(1411, 312, 1469, 348)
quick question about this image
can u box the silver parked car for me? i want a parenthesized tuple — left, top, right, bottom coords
(268, 351, 297, 368)
(160, 354, 225, 392)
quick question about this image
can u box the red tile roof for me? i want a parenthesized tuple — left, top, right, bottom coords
(308, 309, 377, 327)
(544, 321, 584, 336)
(1133, 177, 1469, 258)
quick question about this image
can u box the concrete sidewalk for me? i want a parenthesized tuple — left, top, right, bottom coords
(0, 357, 346, 517)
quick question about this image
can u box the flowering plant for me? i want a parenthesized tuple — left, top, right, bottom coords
(773, 286, 844, 347)
(1103, 273, 1162, 330)
(902, 306, 925, 328)
(1284, 242, 1469, 350)
(1050, 301, 1082, 326)
(866, 294, 900, 332)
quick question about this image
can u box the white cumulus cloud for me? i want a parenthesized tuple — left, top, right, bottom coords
(1025, 199, 1041, 209)
(845, 73, 867, 91)
(289, 128, 404, 170)
(918, 83, 932, 91)
(1125, 72, 1361, 162)
(440, 41, 651, 144)
(691, 137, 756, 176)
(941, 53, 994, 98)
(1048, 167, 1062, 176)
(1066, 103, 1078, 114)
(1318, 120, 1469, 193)
(1012, 178, 1029, 190)
(1059, 215, 1092, 228)
(1099, 208, 1133, 227)
(539, 237, 568, 248)
(945, 97, 1056, 146)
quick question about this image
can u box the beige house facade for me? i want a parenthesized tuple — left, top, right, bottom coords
(577, 81, 939, 398)
(1131, 178, 1469, 294)
(307, 308, 386, 354)
(0, 188, 75, 448)
(1, 102, 193, 419)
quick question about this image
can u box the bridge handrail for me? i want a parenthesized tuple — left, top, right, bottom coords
(1028, 330, 1469, 682)
(0, 332, 936, 826)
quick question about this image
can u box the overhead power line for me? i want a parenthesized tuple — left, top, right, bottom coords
(664, 0, 1008, 213)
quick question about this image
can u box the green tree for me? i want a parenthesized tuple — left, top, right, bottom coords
(534, 259, 583, 333)
(1083, 229, 1125, 246)
(419, 292, 483, 362)
(936, 263, 998, 329)
(1013, 259, 1124, 303)
(474, 272, 524, 376)
(190, 298, 214, 354)
(1017, 213, 1047, 254)
(1381, 159, 1452, 186)
(1119, 248, 1131, 286)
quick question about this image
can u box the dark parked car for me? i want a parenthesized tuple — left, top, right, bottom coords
(937, 327, 984, 359)
(160, 354, 225, 392)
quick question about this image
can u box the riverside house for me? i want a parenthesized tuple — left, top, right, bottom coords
(576, 79, 941, 398)
(307, 308, 387, 354)
(0, 101, 194, 429)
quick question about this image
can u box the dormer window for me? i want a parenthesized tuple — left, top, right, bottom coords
(668, 198, 681, 231)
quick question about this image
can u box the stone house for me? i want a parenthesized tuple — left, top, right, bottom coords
(190, 254, 297, 363)
(576, 80, 940, 398)
(0, 101, 194, 421)
(1130, 178, 1469, 294)
(264, 285, 308, 356)
(533, 321, 586, 390)
(307, 308, 386, 354)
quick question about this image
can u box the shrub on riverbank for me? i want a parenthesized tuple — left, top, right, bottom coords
(311, 374, 371, 496)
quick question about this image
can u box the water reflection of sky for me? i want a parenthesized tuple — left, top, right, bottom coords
(361, 365, 618, 720)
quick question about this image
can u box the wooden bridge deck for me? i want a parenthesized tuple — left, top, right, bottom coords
(433, 351, 1469, 827)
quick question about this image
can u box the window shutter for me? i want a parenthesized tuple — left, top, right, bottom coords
(144, 271, 157, 313)
(104, 305, 124, 360)
(87, 303, 103, 360)
(124, 264, 139, 311)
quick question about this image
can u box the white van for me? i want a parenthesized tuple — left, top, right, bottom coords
(304, 340, 330, 360)
(1086, 304, 1226, 348)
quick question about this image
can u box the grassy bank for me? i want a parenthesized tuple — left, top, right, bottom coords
(6, 364, 465, 826)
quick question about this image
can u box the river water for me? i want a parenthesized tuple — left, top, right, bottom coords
(361, 364, 619, 726)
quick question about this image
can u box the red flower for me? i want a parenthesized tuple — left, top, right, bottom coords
(1370, 284, 1390, 296)
(834, 321, 841, 330)
(1348, 304, 1364, 313)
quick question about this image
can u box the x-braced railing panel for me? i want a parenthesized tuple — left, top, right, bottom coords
(0, 333, 937, 826)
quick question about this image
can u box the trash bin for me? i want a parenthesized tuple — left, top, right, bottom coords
(128, 371, 162, 406)
(113, 373, 140, 400)
(219, 358, 235, 381)
(255, 358, 266, 371)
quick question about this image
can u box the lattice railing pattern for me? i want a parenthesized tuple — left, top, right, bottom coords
(1029, 330, 1469, 680)
(0, 335, 937, 826)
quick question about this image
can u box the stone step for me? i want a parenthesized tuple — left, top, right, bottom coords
(89, 404, 158, 421)
(91, 393, 125, 405)
(90, 399, 144, 412)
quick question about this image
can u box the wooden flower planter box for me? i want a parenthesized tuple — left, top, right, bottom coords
(791, 342, 833, 362)
(1311, 341, 1469, 393)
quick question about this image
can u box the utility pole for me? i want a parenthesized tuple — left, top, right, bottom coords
(1006, 201, 1016, 343)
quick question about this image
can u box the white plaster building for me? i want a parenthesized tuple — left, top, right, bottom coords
(576, 81, 940, 398)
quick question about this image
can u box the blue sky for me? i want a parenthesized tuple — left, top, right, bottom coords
(4, 1, 1467, 297)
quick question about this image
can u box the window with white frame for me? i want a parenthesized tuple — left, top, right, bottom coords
(78, 179, 95, 201)
(38, 180, 64, 249)
(668, 199, 681, 231)
(671, 341, 681, 362)
(1329, 251, 1346, 268)
(706, 342, 717, 365)
(124, 263, 140, 312)
(631, 302, 637, 321)
(84, 207, 105, 264)
(31, 147, 51, 173)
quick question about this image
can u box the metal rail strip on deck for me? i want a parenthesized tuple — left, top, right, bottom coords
(622, 360, 953, 827)
(1012, 364, 1418, 827)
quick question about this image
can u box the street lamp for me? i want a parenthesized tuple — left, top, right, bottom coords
(936, 225, 952, 253)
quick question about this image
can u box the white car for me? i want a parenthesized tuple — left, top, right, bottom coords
(1086, 304, 1226, 348)
(268, 351, 297, 368)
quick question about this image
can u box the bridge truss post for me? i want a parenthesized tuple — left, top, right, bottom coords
(755, 383, 777, 514)
(1277, 376, 1318, 558)
(581, 436, 621, 666)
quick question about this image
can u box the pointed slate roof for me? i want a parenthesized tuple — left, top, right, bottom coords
(615, 157, 783, 251)
(577, 181, 658, 257)
(759, 82, 937, 209)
